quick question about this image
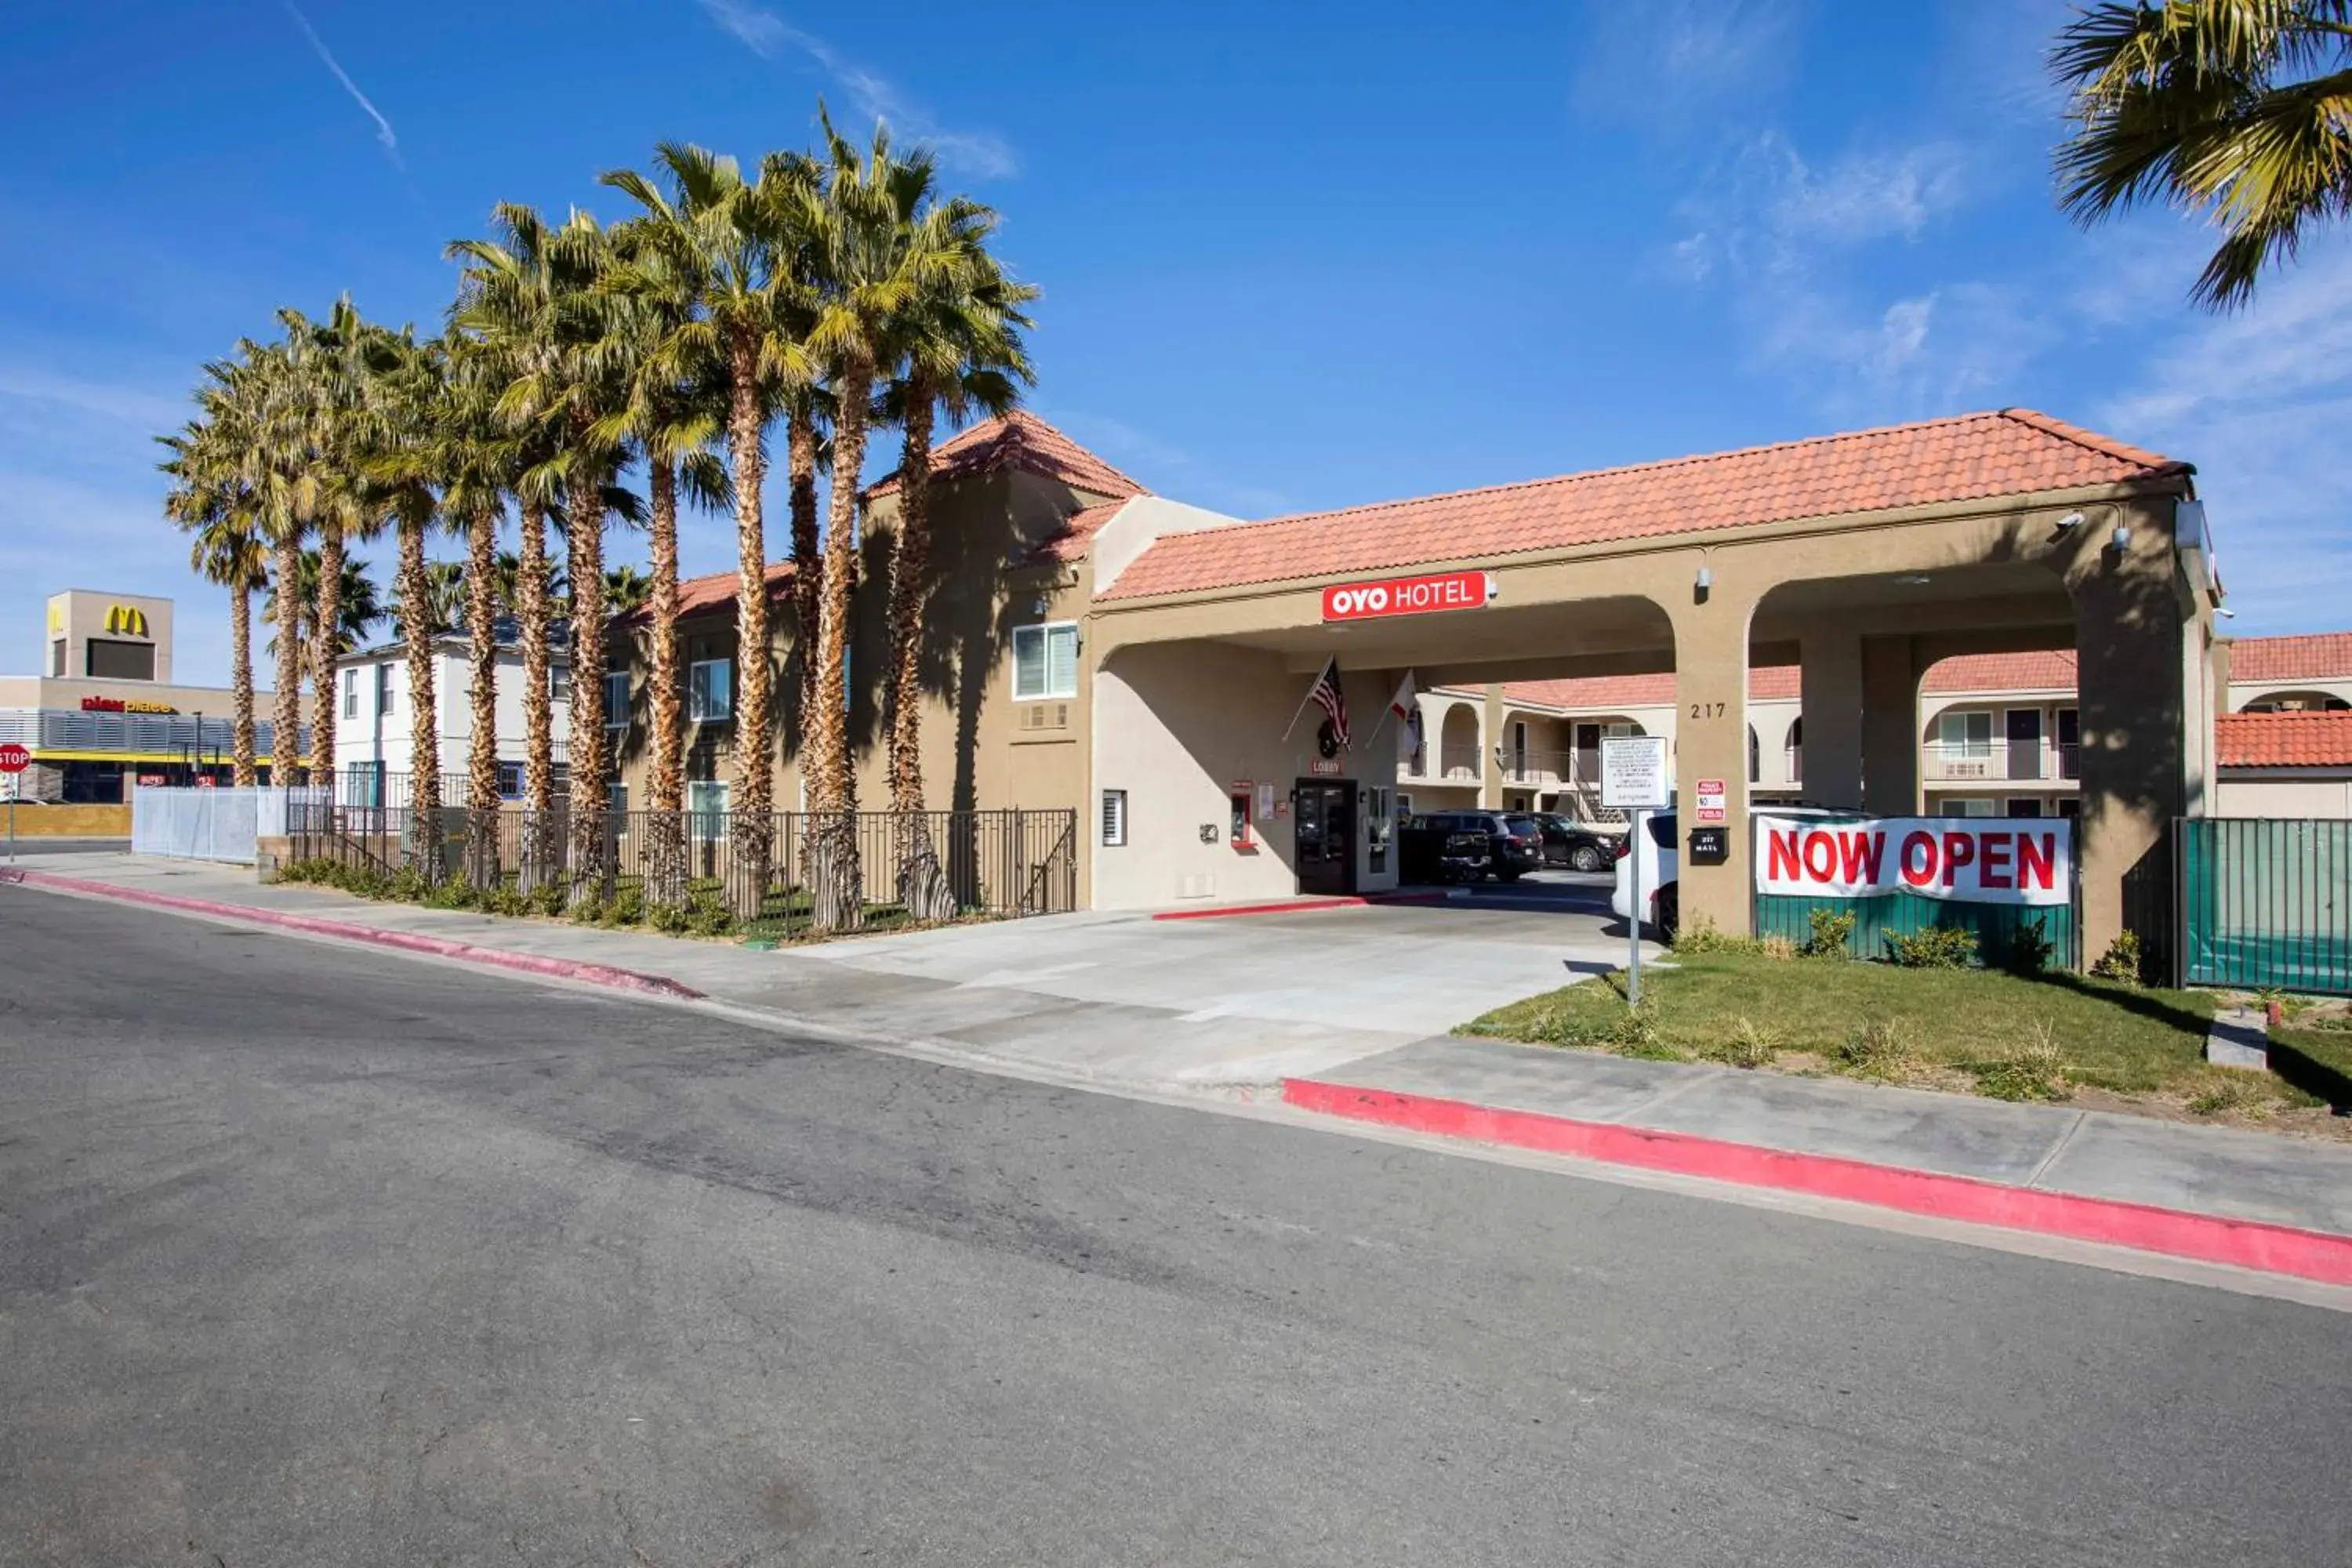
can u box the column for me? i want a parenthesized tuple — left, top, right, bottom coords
(1798, 632, 1864, 811)
(2070, 539, 2186, 969)
(1860, 635, 1920, 817)
(1480, 683, 1503, 810)
(1668, 590, 1758, 937)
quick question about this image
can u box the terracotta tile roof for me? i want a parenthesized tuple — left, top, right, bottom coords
(2228, 632, 2352, 684)
(616, 560, 796, 626)
(1028, 499, 1131, 564)
(2217, 710, 2352, 768)
(864, 409, 1149, 502)
(1102, 409, 2187, 601)
(1922, 649, 2079, 695)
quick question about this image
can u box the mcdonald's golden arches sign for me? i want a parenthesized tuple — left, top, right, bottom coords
(105, 604, 151, 638)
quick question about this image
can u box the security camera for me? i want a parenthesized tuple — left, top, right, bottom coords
(2056, 511, 2085, 530)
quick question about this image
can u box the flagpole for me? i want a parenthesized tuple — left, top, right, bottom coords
(1280, 670, 1323, 742)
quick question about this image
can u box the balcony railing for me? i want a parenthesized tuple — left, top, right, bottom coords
(1924, 742, 2079, 784)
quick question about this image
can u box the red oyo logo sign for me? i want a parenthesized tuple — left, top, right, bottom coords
(1321, 569, 1496, 622)
(0, 743, 29, 773)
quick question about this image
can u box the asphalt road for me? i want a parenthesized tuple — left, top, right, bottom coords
(3, 891, 2347, 1567)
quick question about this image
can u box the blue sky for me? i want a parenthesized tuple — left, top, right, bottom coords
(2, 0, 2346, 687)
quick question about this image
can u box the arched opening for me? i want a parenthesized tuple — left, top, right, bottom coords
(1747, 724, 1760, 784)
(1438, 704, 1479, 781)
(1786, 715, 1802, 786)
(2240, 689, 2350, 713)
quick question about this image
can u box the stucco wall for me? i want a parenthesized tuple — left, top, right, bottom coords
(2214, 777, 2352, 818)
(1093, 641, 1398, 909)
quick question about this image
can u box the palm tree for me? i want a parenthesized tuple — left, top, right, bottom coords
(276, 299, 386, 789)
(436, 330, 520, 877)
(797, 111, 993, 928)
(602, 144, 819, 915)
(389, 560, 466, 636)
(602, 563, 653, 616)
(161, 382, 270, 786)
(2053, 2, 2352, 307)
(877, 200, 1037, 920)
(261, 550, 383, 660)
(452, 207, 585, 891)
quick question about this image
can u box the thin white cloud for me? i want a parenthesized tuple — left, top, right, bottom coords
(281, 2, 401, 169)
(1573, 0, 1803, 133)
(696, 1, 1018, 180)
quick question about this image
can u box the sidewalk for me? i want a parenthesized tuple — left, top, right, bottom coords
(11, 852, 2352, 1284)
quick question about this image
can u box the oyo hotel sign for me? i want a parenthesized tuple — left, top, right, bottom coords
(1757, 815, 2072, 907)
(1321, 569, 1497, 623)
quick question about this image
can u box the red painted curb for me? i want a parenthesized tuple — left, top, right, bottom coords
(1280, 1077, 2352, 1287)
(2, 867, 705, 1000)
(1151, 891, 1457, 921)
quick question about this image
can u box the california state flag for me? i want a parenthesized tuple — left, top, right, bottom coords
(1387, 670, 1417, 721)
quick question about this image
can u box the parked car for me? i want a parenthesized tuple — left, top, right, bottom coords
(1398, 815, 1493, 884)
(1528, 812, 1615, 873)
(1414, 810, 1542, 882)
(1611, 806, 1840, 936)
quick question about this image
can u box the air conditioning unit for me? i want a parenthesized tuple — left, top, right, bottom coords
(1021, 702, 1069, 732)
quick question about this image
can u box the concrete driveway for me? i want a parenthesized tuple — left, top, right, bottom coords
(768, 870, 1642, 1087)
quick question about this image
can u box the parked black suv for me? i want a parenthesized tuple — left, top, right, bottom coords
(1397, 815, 1493, 884)
(1417, 810, 1544, 882)
(1526, 812, 1615, 873)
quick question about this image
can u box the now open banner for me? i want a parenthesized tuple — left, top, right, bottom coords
(1756, 815, 2073, 907)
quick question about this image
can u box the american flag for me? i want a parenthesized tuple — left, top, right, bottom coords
(1307, 658, 1349, 748)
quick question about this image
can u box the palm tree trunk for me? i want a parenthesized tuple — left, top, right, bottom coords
(725, 347, 774, 921)
(646, 457, 686, 908)
(810, 366, 870, 932)
(465, 505, 501, 885)
(518, 496, 556, 891)
(787, 399, 822, 893)
(229, 579, 257, 788)
(310, 525, 344, 789)
(564, 454, 609, 906)
(397, 516, 442, 879)
(271, 531, 304, 789)
(886, 381, 953, 922)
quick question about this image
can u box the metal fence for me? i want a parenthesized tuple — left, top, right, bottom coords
(288, 800, 1080, 935)
(2180, 818, 2352, 995)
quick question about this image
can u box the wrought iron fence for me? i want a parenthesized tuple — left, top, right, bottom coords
(287, 799, 1080, 935)
(2180, 818, 2352, 995)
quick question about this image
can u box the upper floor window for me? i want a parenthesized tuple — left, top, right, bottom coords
(376, 662, 395, 716)
(604, 670, 631, 730)
(343, 668, 358, 719)
(1013, 622, 1079, 701)
(1938, 710, 1992, 759)
(550, 664, 572, 704)
(688, 659, 734, 722)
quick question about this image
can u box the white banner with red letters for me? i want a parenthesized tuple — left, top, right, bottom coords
(1755, 814, 2072, 906)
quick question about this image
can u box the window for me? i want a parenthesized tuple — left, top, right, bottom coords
(1012, 622, 1079, 700)
(688, 659, 733, 722)
(2056, 797, 2081, 818)
(1939, 710, 1992, 758)
(1941, 797, 1995, 818)
(1100, 788, 1127, 847)
(343, 668, 358, 719)
(86, 639, 154, 680)
(49, 638, 65, 677)
(2006, 798, 2043, 818)
(607, 781, 628, 817)
(495, 760, 523, 800)
(550, 664, 572, 704)
(1229, 788, 1252, 846)
(377, 662, 395, 716)
(604, 670, 631, 730)
(688, 779, 729, 840)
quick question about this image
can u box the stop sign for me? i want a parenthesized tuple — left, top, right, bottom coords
(0, 743, 28, 774)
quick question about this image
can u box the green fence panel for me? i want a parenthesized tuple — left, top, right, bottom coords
(1755, 891, 2074, 968)
(2181, 818, 2352, 996)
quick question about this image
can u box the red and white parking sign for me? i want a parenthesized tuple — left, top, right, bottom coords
(1694, 779, 1726, 823)
(1756, 814, 2071, 906)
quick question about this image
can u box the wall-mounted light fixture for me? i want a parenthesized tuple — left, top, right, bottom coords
(2218, 607, 2238, 619)
(2056, 510, 2085, 531)
(1695, 564, 1715, 591)
(2109, 520, 2132, 553)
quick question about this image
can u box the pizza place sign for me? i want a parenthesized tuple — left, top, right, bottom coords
(1757, 815, 2072, 907)
(1321, 569, 1497, 622)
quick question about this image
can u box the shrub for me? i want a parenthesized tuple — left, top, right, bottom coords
(2090, 930, 2145, 987)
(1704, 1015, 1780, 1069)
(2187, 1076, 2272, 1117)
(1674, 920, 1794, 960)
(420, 876, 479, 911)
(599, 887, 646, 927)
(1838, 1016, 1910, 1077)
(685, 889, 736, 938)
(528, 882, 568, 919)
(1802, 908, 1857, 960)
(1884, 926, 1978, 970)
(2002, 916, 2055, 975)
(1970, 1020, 2071, 1102)
(645, 901, 693, 935)
(483, 884, 530, 918)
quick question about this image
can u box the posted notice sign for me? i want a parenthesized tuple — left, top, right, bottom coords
(1756, 814, 2072, 907)
(1693, 779, 1726, 823)
(1600, 735, 1670, 811)
(1321, 569, 1497, 622)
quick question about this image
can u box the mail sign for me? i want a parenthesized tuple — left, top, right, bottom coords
(1756, 815, 2071, 907)
(1321, 570, 1496, 622)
